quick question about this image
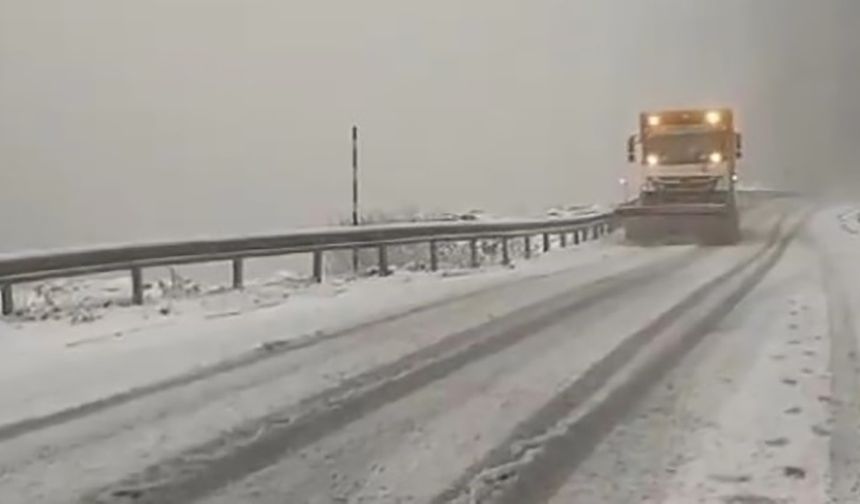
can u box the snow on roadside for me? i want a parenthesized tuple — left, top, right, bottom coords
(548, 207, 831, 504)
(657, 236, 831, 504)
(835, 207, 860, 235)
(5, 267, 316, 326)
(544, 204, 609, 219)
(811, 204, 860, 344)
(0, 237, 626, 427)
(808, 204, 860, 502)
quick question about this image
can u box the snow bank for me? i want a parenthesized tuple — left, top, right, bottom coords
(835, 207, 860, 235)
(545, 204, 608, 219)
(4, 267, 318, 325)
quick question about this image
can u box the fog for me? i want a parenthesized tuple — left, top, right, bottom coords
(1, 1, 857, 252)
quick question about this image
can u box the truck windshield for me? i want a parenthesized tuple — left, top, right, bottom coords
(645, 131, 728, 165)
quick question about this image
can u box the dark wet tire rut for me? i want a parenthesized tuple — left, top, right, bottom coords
(83, 249, 706, 504)
(433, 216, 799, 504)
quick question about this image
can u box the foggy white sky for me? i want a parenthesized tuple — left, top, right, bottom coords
(1, 1, 855, 251)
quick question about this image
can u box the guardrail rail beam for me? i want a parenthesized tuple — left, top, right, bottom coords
(0, 211, 613, 317)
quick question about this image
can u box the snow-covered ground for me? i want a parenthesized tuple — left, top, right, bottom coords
(553, 215, 832, 503)
(0, 232, 699, 504)
(544, 204, 609, 219)
(4, 200, 860, 504)
(0, 235, 625, 428)
(200, 232, 776, 504)
(547, 204, 860, 504)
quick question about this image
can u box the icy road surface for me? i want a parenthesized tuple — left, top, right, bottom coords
(1, 199, 858, 504)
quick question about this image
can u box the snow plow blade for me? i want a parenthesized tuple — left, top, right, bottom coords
(616, 203, 729, 216)
(616, 204, 740, 246)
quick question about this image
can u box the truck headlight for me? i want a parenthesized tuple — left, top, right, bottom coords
(709, 152, 724, 164)
(646, 154, 660, 166)
(647, 115, 661, 127)
(705, 111, 722, 125)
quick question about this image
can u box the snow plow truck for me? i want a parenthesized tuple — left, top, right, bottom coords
(618, 108, 743, 245)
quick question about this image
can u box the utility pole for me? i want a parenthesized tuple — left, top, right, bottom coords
(352, 125, 359, 227)
(352, 126, 360, 273)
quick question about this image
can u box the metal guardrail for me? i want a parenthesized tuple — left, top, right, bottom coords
(0, 213, 614, 316)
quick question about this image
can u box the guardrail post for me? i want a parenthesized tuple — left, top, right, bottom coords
(429, 240, 439, 272)
(573, 229, 581, 245)
(592, 225, 600, 240)
(501, 237, 510, 265)
(1, 284, 13, 316)
(312, 251, 324, 283)
(524, 236, 532, 259)
(560, 232, 567, 248)
(232, 258, 244, 289)
(542, 233, 551, 253)
(131, 267, 144, 306)
(469, 239, 479, 268)
(378, 245, 390, 276)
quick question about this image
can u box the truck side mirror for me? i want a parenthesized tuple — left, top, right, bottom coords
(736, 133, 743, 159)
(627, 135, 636, 162)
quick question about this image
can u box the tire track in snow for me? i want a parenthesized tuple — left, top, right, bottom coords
(432, 213, 800, 504)
(820, 243, 860, 502)
(0, 198, 783, 445)
(81, 248, 708, 504)
(0, 250, 635, 444)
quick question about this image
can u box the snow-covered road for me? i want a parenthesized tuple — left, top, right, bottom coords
(2, 198, 859, 504)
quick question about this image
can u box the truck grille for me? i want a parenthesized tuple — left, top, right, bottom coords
(652, 176, 720, 192)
